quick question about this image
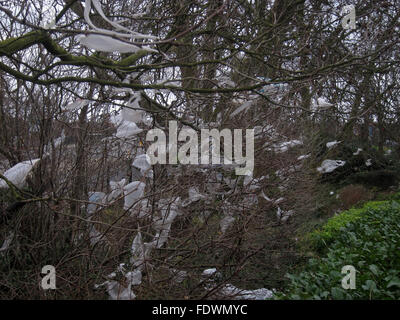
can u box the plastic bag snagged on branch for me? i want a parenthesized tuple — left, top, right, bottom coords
(95, 263, 142, 300)
(121, 93, 146, 123)
(132, 154, 151, 176)
(115, 121, 143, 139)
(0, 159, 40, 189)
(79, 0, 158, 53)
(63, 99, 89, 111)
(201, 268, 274, 300)
(317, 159, 346, 173)
(123, 181, 146, 211)
(87, 192, 106, 217)
(107, 179, 127, 202)
(78, 34, 157, 53)
(0, 232, 15, 252)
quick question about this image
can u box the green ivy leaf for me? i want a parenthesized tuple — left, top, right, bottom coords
(362, 280, 377, 292)
(369, 264, 379, 276)
(387, 278, 400, 289)
(331, 287, 344, 300)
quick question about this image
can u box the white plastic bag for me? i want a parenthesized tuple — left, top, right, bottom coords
(317, 159, 346, 173)
(0, 159, 40, 189)
(107, 179, 126, 202)
(115, 121, 143, 139)
(123, 181, 146, 211)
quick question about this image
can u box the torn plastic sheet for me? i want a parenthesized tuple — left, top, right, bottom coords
(84, 0, 157, 40)
(43, 130, 66, 156)
(202, 268, 274, 300)
(202, 268, 219, 277)
(63, 98, 89, 111)
(353, 148, 363, 155)
(230, 100, 254, 118)
(87, 192, 106, 217)
(86, 193, 107, 245)
(256, 77, 288, 96)
(130, 232, 156, 269)
(297, 154, 311, 160)
(326, 140, 341, 149)
(104, 280, 136, 300)
(258, 83, 287, 95)
(311, 97, 334, 112)
(366, 159, 372, 167)
(276, 207, 294, 222)
(260, 191, 285, 206)
(121, 94, 145, 123)
(125, 270, 143, 286)
(152, 198, 181, 248)
(95, 264, 142, 300)
(77, 32, 154, 53)
(0, 232, 14, 252)
(274, 197, 285, 205)
(130, 232, 144, 266)
(123, 181, 146, 211)
(153, 216, 176, 248)
(78, 32, 156, 53)
(385, 149, 392, 156)
(219, 200, 239, 233)
(153, 228, 171, 249)
(132, 154, 151, 172)
(265, 140, 302, 153)
(218, 76, 235, 88)
(81, 0, 158, 54)
(130, 199, 152, 218)
(317, 159, 346, 173)
(110, 112, 123, 126)
(158, 197, 181, 218)
(182, 187, 206, 207)
(89, 224, 104, 246)
(101, 273, 141, 300)
(243, 174, 252, 187)
(121, 107, 145, 124)
(107, 179, 126, 202)
(170, 269, 188, 283)
(220, 284, 274, 300)
(244, 175, 266, 191)
(260, 191, 272, 202)
(0, 158, 40, 189)
(115, 121, 143, 139)
(220, 215, 235, 233)
(316, 97, 334, 109)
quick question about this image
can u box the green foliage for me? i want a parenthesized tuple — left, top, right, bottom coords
(278, 200, 400, 299)
(307, 201, 388, 250)
(388, 191, 400, 201)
